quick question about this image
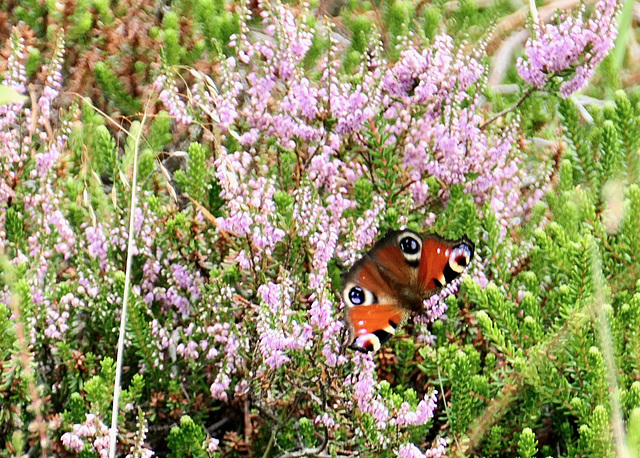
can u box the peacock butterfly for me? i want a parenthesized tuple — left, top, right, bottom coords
(341, 229, 474, 352)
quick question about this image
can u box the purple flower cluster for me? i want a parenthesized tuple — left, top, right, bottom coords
(214, 149, 285, 267)
(0, 32, 27, 216)
(336, 195, 386, 266)
(61, 414, 111, 457)
(151, 73, 193, 125)
(381, 36, 524, 224)
(397, 438, 447, 458)
(148, 11, 535, 454)
(85, 223, 109, 272)
(394, 391, 438, 427)
(256, 280, 312, 370)
(347, 353, 390, 430)
(346, 352, 443, 449)
(44, 292, 83, 340)
(517, 0, 619, 97)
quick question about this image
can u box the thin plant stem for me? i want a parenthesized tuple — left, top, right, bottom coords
(1, 257, 49, 458)
(590, 239, 630, 458)
(108, 111, 148, 458)
(480, 87, 535, 130)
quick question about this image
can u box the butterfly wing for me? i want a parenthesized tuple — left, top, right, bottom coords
(341, 230, 423, 352)
(417, 234, 475, 296)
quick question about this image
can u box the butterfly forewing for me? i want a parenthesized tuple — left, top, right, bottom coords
(417, 235, 473, 294)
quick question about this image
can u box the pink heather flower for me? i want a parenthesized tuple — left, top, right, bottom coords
(346, 353, 390, 429)
(153, 74, 193, 125)
(85, 223, 109, 272)
(127, 446, 154, 458)
(63, 414, 111, 457)
(256, 281, 310, 371)
(396, 391, 438, 427)
(329, 82, 376, 136)
(211, 372, 231, 401)
(215, 150, 285, 261)
(142, 255, 161, 294)
(61, 432, 85, 452)
(46, 209, 77, 260)
(315, 413, 336, 429)
(44, 293, 82, 340)
(517, 0, 619, 97)
(378, 34, 522, 223)
(0, 31, 28, 214)
(36, 33, 65, 131)
(409, 181, 430, 207)
(3, 30, 28, 93)
(258, 0, 313, 77)
(192, 56, 242, 132)
(411, 275, 466, 329)
(382, 34, 483, 113)
(206, 437, 220, 452)
(308, 223, 340, 290)
(170, 263, 202, 300)
(309, 290, 345, 367)
(397, 438, 448, 458)
(336, 195, 385, 265)
(176, 339, 200, 359)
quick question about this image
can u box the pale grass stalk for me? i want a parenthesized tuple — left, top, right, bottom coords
(108, 112, 148, 458)
(590, 238, 631, 458)
(529, 0, 540, 25)
(1, 258, 48, 457)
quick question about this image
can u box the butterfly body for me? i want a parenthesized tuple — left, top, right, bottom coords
(341, 229, 474, 352)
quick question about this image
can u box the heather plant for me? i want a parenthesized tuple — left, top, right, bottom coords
(1, 0, 638, 457)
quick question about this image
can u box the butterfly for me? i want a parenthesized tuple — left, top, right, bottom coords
(341, 229, 474, 352)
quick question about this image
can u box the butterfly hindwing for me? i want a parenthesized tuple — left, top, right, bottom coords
(346, 303, 408, 352)
(341, 229, 475, 353)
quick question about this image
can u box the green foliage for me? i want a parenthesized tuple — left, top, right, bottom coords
(559, 97, 600, 186)
(385, 1, 413, 60)
(601, 119, 624, 181)
(0, 289, 15, 363)
(84, 357, 116, 417)
(94, 62, 142, 115)
(194, 0, 239, 54)
(344, 14, 373, 72)
(93, 0, 114, 25)
(422, 6, 441, 41)
(68, 0, 93, 43)
(65, 392, 88, 424)
(629, 408, 640, 456)
(434, 185, 480, 241)
(148, 111, 174, 152)
(14, 0, 47, 36)
(5, 206, 24, 248)
(174, 142, 210, 203)
(161, 12, 187, 66)
(614, 90, 640, 183)
(92, 125, 119, 178)
(167, 415, 207, 458)
(517, 427, 538, 458)
(298, 417, 316, 448)
(578, 405, 614, 457)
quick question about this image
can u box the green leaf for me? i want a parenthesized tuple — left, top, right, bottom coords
(0, 85, 27, 105)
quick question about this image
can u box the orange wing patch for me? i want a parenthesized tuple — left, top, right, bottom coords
(347, 304, 408, 352)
